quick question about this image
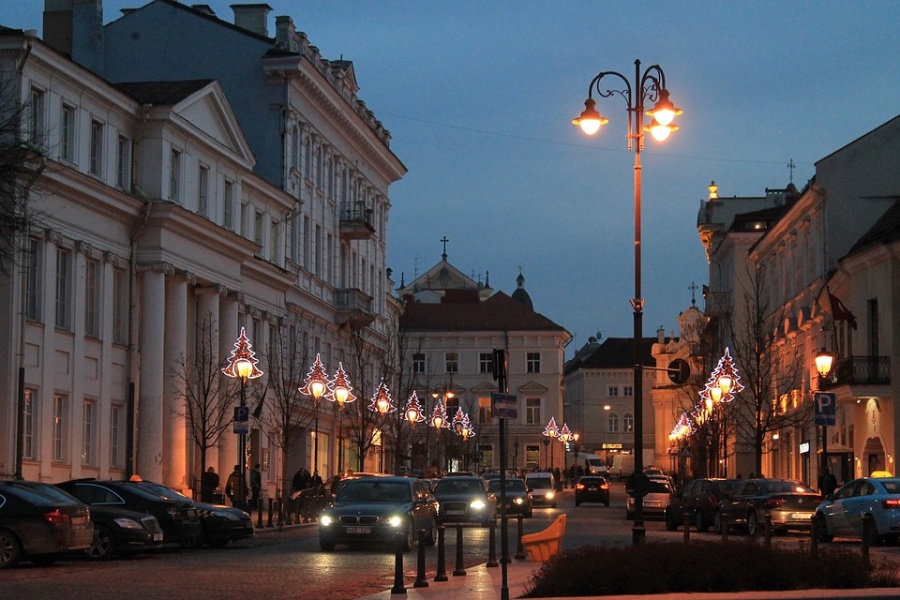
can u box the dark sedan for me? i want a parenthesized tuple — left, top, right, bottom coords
(193, 501, 254, 547)
(58, 479, 201, 547)
(318, 476, 438, 552)
(433, 476, 497, 526)
(715, 478, 821, 536)
(0, 480, 93, 568)
(665, 478, 743, 532)
(487, 478, 533, 517)
(575, 476, 611, 507)
(83, 505, 163, 560)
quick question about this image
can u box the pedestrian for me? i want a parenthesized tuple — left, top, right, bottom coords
(250, 463, 262, 509)
(291, 469, 304, 493)
(200, 466, 219, 503)
(819, 468, 838, 496)
(225, 464, 247, 509)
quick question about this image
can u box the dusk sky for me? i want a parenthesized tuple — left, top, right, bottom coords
(6, 1, 900, 356)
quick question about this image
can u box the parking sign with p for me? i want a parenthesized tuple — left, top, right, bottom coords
(814, 392, 836, 426)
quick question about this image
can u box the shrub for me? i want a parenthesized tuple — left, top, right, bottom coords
(522, 541, 900, 597)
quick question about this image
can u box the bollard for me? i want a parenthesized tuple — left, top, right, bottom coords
(862, 514, 873, 566)
(764, 514, 772, 549)
(256, 498, 264, 528)
(414, 529, 429, 588)
(683, 511, 691, 544)
(515, 514, 526, 560)
(719, 514, 728, 541)
(391, 530, 407, 595)
(487, 517, 498, 567)
(284, 498, 294, 525)
(809, 515, 818, 558)
(277, 498, 284, 528)
(453, 523, 466, 576)
(434, 525, 448, 582)
(266, 497, 274, 528)
(502, 515, 511, 563)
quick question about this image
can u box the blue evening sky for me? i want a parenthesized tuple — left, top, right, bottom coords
(4, 1, 899, 355)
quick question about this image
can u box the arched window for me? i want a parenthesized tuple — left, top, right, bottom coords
(624, 413, 634, 433)
(608, 413, 619, 433)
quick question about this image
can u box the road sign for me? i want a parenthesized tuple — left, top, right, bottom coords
(814, 392, 836, 426)
(668, 358, 691, 385)
(234, 406, 249, 434)
(491, 392, 518, 419)
(233, 421, 249, 434)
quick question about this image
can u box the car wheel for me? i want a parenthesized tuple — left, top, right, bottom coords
(30, 553, 58, 567)
(815, 514, 834, 543)
(747, 511, 760, 537)
(695, 510, 710, 533)
(0, 530, 22, 569)
(665, 510, 678, 532)
(86, 525, 117, 560)
(713, 510, 724, 534)
(864, 515, 880, 547)
(319, 536, 335, 551)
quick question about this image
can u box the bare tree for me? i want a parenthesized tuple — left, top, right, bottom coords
(171, 312, 235, 484)
(730, 264, 811, 475)
(342, 326, 383, 473)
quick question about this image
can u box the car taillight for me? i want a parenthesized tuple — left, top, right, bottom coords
(43, 509, 69, 525)
(600, 483, 609, 489)
(883, 498, 900, 509)
(575, 483, 585, 491)
(764, 497, 787, 508)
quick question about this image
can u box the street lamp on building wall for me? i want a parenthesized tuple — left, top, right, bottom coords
(300, 354, 329, 478)
(573, 59, 681, 544)
(223, 327, 263, 508)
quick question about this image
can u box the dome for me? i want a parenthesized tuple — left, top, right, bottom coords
(510, 272, 533, 311)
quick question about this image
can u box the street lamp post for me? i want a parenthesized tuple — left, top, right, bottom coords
(327, 363, 355, 475)
(543, 417, 559, 472)
(573, 59, 681, 544)
(300, 354, 329, 479)
(815, 348, 835, 488)
(223, 327, 263, 509)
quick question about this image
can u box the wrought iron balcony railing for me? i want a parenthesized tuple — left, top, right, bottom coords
(819, 355, 890, 390)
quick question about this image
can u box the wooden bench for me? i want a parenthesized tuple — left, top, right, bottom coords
(520, 513, 566, 561)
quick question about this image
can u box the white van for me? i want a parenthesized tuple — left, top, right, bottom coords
(610, 454, 635, 479)
(574, 452, 608, 476)
(524, 472, 557, 508)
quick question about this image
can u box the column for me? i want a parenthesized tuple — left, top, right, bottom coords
(138, 265, 170, 482)
(163, 273, 189, 491)
(217, 290, 238, 478)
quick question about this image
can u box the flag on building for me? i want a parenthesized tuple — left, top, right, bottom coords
(828, 291, 857, 330)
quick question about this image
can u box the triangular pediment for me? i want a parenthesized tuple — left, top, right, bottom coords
(401, 259, 478, 295)
(471, 381, 498, 394)
(173, 82, 255, 167)
(517, 381, 549, 395)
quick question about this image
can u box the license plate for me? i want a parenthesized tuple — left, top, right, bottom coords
(152, 533, 163, 542)
(445, 510, 464, 516)
(72, 516, 88, 525)
(791, 512, 813, 520)
(346, 526, 371, 535)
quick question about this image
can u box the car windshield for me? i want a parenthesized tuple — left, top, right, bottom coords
(136, 482, 192, 501)
(3, 484, 80, 506)
(527, 478, 552, 490)
(337, 480, 411, 503)
(758, 480, 816, 494)
(487, 479, 525, 493)
(435, 479, 484, 495)
(647, 481, 672, 494)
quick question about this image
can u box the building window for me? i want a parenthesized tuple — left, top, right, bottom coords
(198, 164, 209, 217)
(525, 445, 540, 470)
(445, 397, 460, 417)
(223, 179, 234, 229)
(412, 353, 425, 374)
(53, 394, 68, 463)
(479, 352, 493, 374)
(25, 237, 41, 321)
(608, 413, 619, 433)
(85, 259, 100, 337)
(112, 268, 127, 344)
(61, 103, 76, 163)
(608, 386, 619, 397)
(169, 148, 181, 201)
(82, 400, 95, 466)
(314, 224, 322, 276)
(478, 397, 493, 425)
(90, 119, 103, 177)
(55, 247, 72, 330)
(110, 404, 124, 469)
(255, 210, 265, 246)
(525, 398, 541, 425)
(23, 389, 36, 460)
(623, 413, 634, 433)
(623, 386, 634, 397)
(270, 219, 279, 263)
(527, 352, 541, 373)
(116, 135, 130, 189)
(29, 87, 45, 146)
(445, 352, 458, 374)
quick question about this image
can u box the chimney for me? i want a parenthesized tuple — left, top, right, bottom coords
(43, 0, 103, 73)
(191, 5, 217, 16)
(657, 326, 665, 344)
(231, 3, 272, 37)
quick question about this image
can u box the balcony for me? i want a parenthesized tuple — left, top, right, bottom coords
(819, 355, 890, 390)
(334, 288, 374, 328)
(339, 202, 375, 240)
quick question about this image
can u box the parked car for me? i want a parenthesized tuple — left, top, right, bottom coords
(486, 477, 533, 517)
(0, 480, 93, 568)
(433, 476, 497, 525)
(715, 478, 820, 536)
(524, 472, 557, 508)
(58, 479, 201, 547)
(626, 478, 673, 519)
(665, 478, 743, 532)
(292, 472, 382, 521)
(132, 481, 253, 548)
(815, 476, 900, 545)
(318, 476, 438, 551)
(574, 476, 610, 507)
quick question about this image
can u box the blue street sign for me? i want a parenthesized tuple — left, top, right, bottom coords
(814, 392, 836, 426)
(234, 406, 249, 434)
(491, 392, 518, 419)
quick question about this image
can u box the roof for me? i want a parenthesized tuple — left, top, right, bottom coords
(114, 80, 216, 105)
(845, 198, 900, 257)
(400, 290, 567, 334)
(563, 336, 656, 375)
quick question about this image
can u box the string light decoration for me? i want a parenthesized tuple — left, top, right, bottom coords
(299, 354, 329, 399)
(557, 423, 572, 445)
(669, 411, 695, 441)
(368, 379, 395, 415)
(429, 398, 450, 430)
(327, 362, 356, 408)
(452, 407, 468, 435)
(403, 391, 426, 425)
(222, 327, 264, 380)
(543, 416, 559, 440)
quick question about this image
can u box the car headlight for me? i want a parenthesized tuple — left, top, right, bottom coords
(320, 515, 334, 526)
(387, 515, 404, 528)
(514, 498, 524, 505)
(470, 499, 487, 510)
(546, 492, 555, 499)
(113, 517, 144, 529)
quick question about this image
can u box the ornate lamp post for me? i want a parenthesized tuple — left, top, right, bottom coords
(543, 417, 559, 471)
(299, 354, 329, 478)
(814, 348, 835, 487)
(557, 423, 572, 484)
(328, 363, 356, 475)
(223, 327, 263, 507)
(368, 379, 395, 473)
(573, 59, 681, 544)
